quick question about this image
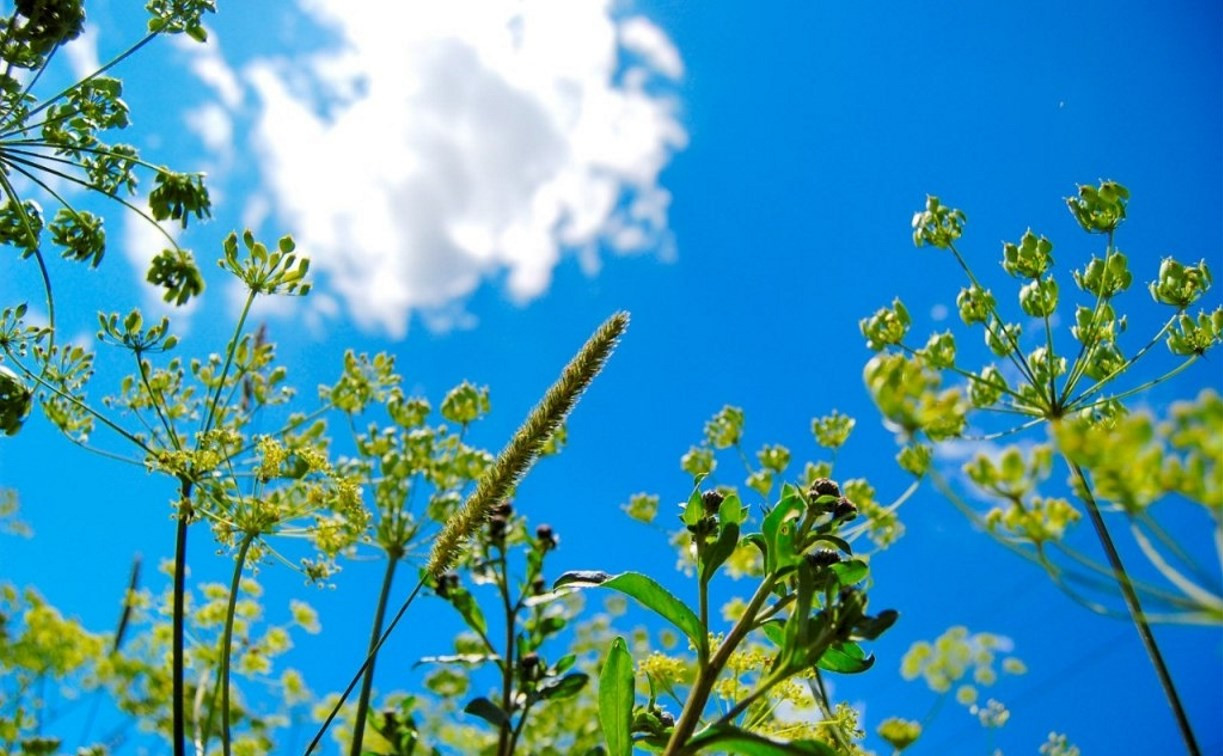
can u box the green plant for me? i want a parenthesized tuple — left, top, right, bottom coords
(862, 181, 1220, 754)
(425, 504, 589, 755)
(561, 474, 898, 754)
(306, 311, 628, 754)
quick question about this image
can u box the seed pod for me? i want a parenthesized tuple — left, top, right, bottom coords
(833, 497, 858, 521)
(808, 477, 841, 500)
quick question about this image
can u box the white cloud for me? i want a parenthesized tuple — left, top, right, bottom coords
(228, 0, 686, 337)
(619, 16, 683, 79)
(185, 102, 234, 156)
(174, 32, 244, 109)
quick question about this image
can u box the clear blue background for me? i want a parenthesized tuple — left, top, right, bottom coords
(1, 1, 1220, 753)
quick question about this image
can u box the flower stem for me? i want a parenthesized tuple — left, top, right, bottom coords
(306, 579, 426, 754)
(1068, 460, 1199, 755)
(349, 550, 400, 756)
(217, 534, 255, 756)
(663, 575, 777, 755)
(171, 481, 194, 756)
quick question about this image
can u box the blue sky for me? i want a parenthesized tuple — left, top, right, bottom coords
(1, 1, 1220, 753)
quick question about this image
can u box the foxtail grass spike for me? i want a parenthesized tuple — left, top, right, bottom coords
(426, 311, 629, 577)
(307, 312, 629, 755)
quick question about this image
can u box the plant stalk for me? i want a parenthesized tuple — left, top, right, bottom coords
(349, 550, 400, 756)
(172, 481, 194, 756)
(497, 544, 516, 756)
(663, 575, 777, 755)
(218, 534, 255, 756)
(1068, 460, 1199, 755)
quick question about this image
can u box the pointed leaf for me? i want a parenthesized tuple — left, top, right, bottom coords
(599, 637, 634, 756)
(687, 724, 837, 755)
(554, 571, 611, 588)
(852, 609, 899, 641)
(700, 522, 740, 585)
(536, 672, 589, 701)
(817, 642, 875, 674)
(560, 571, 702, 649)
(682, 486, 705, 526)
(829, 559, 869, 587)
(463, 697, 509, 728)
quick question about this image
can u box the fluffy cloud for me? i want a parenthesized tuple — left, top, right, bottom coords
(226, 0, 685, 337)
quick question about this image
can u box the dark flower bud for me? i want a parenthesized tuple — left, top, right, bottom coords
(701, 489, 724, 515)
(808, 477, 841, 500)
(520, 652, 542, 679)
(536, 523, 557, 548)
(806, 548, 841, 568)
(532, 577, 547, 595)
(833, 497, 857, 521)
(658, 710, 675, 727)
(491, 500, 514, 517)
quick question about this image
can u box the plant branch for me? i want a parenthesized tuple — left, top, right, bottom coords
(1068, 460, 1199, 755)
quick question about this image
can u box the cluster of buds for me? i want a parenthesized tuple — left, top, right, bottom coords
(806, 548, 842, 568)
(487, 500, 513, 543)
(685, 489, 726, 540)
(807, 477, 858, 521)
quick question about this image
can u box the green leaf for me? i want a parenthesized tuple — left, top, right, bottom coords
(700, 522, 740, 585)
(554, 653, 578, 674)
(761, 491, 805, 572)
(682, 485, 705, 526)
(829, 559, 869, 587)
(759, 619, 785, 647)
(556, 571, 703, 650)
(817, 642, 875, 674)
(452, 590, 487, 634)
(808, 534, 853, 555)
(599, 637, 635, 756)
(719, 491, 747, 525)
(463, 697, 509, 728)
(536, 672, 589, 701)
(852, 609, 899, 641)
(686, 724, 837, 755)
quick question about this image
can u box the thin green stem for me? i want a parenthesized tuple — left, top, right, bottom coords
(21, 33, 159, 124)
(496, 544, 516, 756)
(663, 575, 777, 755)
(946, 240, 1042, 391)
(136, 353, 182, 450)
(171, 480, 194, 756)
(1136, 512, 1221, 592)
(714, 668, 788, 726)
(306, 578, 427, 754)
(1, 148, 184, 252)
(0, 139, 169, 176)
(5, 349, 151, 452)
(1068, 357, 1198, 415)
(1068, 460, 1199, 755)
(0, 168, 54, 355)
(201, 291, 257, 437)
(349, 549, 401, 756)
(218, 534, 255, 756)
(1058, 229, 1116, 403)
